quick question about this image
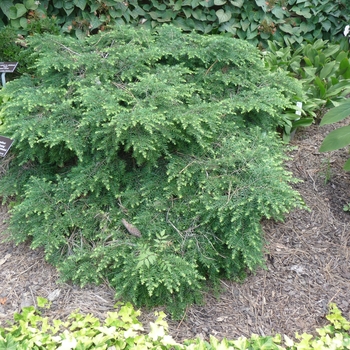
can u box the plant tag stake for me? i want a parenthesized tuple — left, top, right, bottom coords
(295, 101, 303, 116)
(0, 62, 18, 87)
(0, 135, 14, 157)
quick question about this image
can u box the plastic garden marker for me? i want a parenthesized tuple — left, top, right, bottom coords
(0, 135, 14, 157)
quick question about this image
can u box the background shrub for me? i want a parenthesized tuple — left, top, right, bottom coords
(0, 25, 305, 317)
(0, 0, 349, 46)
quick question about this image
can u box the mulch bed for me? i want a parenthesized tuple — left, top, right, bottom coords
(1, 121, 350, 342)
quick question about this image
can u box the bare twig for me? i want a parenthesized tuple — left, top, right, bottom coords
(53, 41, 81, 56)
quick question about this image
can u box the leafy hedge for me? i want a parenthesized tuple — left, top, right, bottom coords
(0, 0, 349, 46)
(0, 25, 305, 317)
(1, 299, 349, 349)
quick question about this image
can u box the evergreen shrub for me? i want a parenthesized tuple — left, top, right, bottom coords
(0, 25, 305, 317)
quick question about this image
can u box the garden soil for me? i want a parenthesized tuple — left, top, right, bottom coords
(1, 120, 350, 342)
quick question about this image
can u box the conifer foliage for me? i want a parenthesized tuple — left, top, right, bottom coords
(0, 25, 304, 317)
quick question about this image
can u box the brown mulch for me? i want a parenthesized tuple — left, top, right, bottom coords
(1, 121, 350, 342)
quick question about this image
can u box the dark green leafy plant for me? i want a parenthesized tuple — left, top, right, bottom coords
(0, 0, 42, 33)
(283, 0, 350, 44)
(1, 0, 349, 46)
(0, 25, 305, 317)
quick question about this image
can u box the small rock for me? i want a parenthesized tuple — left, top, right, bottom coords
(216, 316, 226, 322)
(0, 254, 11, 266)
(195, 333, 205, 340)
(341, 271, 350, 280)
(20, 298, 34, 309)
(47, 289, 61, 302)
(291, 264, 307, 276)
(341, 300, 349, 309)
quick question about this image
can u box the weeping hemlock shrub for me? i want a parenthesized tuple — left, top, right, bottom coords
(0, 25, 304, 317)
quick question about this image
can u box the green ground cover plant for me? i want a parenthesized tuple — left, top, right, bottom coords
(0, 25, 305, 317)
(0, 299, 349, 349)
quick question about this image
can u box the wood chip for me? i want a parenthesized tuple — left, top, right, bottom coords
(121, 219, 142, 237)
(0, 254, 11, 266)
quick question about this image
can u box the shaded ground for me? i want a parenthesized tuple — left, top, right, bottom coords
(1, 121, 350, 342)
